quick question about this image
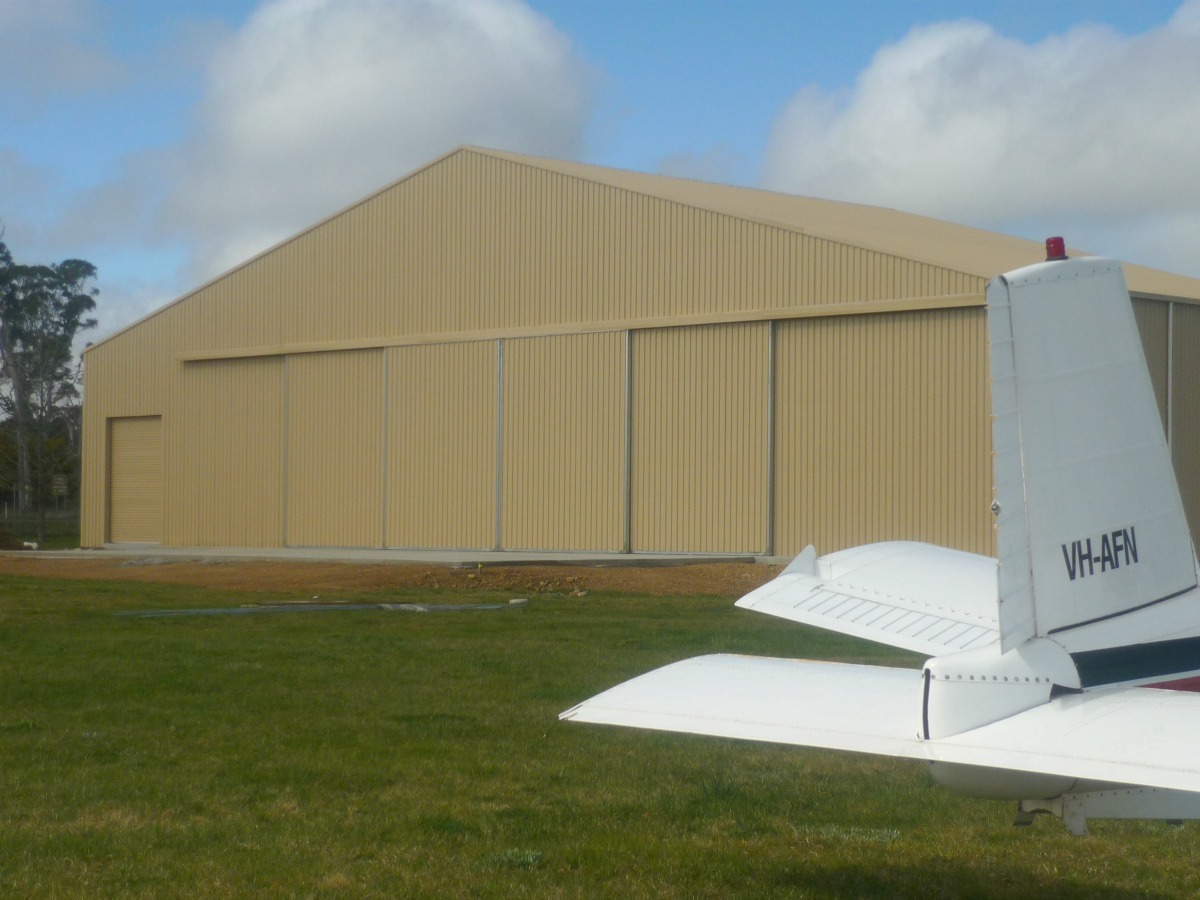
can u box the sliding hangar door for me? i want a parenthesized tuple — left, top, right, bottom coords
(102, 297, 1194, 558)
(125, 306, 991, 557)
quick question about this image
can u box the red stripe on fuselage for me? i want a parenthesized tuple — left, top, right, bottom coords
(1149, 675, 1200, 692)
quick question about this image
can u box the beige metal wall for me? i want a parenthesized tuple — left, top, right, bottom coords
(84, 150, 986, 365)
(1133, 298, 1170, 426)
(79, 147, 1200, 555)
(81, 313, 175, 545)
(1129, 297, 1199, 536)
(502, 332, 626, 551)
(632, 323, 770, 553)
(286, 350, 385, 547)
(385, 342, 497, 549)
(107, 416, 163, 543)
(166, 358, 285, 547)
(270, 150, 979, 342)
(80, 149, 987, 548)
(1173, 303, 1200, 537)
(775, 308, 992, 556)
(83, 299, 1198, 556)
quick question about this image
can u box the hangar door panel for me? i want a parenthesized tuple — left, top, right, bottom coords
(632, 323, 769, 553)
(168, 358, 285, 547)
(774, 308, 991, 557)
(108, 416, 163, 543)
(1172, 303, 1200, 538)
(503, 332, 625, 550)
(287, 350, 384, 547)
(386, 342, 497, 549)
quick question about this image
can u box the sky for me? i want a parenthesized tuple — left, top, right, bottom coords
(3, 0, 1199, 344)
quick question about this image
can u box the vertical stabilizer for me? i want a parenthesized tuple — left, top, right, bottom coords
(988, 256, 1197, 647)
(988, 277, 1037, 649)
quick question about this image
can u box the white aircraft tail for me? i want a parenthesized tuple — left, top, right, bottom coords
(988, 256, 1198, 650)
(564, 245, 1200, 835)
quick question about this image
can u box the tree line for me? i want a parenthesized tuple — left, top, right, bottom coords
(0, 231, 97, 544)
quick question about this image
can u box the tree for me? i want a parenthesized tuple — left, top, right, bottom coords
(0, 234, 98, 542)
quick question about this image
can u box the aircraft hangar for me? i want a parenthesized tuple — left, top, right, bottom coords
(80, 146, 1200, 556)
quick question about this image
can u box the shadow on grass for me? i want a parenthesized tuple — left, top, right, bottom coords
(769, 859, 1169, 899)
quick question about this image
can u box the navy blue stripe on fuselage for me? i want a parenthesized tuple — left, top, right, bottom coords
(1072, 634, 1200, 688)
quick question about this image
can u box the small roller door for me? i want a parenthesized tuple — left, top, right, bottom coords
(108, 416, 163, 543)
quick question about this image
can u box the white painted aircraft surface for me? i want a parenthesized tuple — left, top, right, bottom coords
(561, 242, 1200, 834)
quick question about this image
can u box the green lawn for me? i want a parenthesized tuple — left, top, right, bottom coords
(0, 575, 1195, 897)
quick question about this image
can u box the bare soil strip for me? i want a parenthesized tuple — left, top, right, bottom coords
(0, 554, 781, 597)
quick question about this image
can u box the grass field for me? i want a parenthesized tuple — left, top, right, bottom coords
(0, 574, 1196, 898)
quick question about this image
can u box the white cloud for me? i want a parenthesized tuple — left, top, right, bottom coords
(160, 0, 594, 280)
(0, 0, 125, 107)
(84, 273, 181, 345)
(762, 1, 1200, 277)
(0, 148, 80, 264)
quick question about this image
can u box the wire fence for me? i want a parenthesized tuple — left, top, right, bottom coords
(0, 506, 81, 549)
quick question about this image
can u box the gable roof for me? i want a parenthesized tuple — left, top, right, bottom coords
(87, 145, 1200, 355)
(476, 147, 1200, 302)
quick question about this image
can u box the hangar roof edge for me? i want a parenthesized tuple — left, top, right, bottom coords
(85, 145, 1200, 355)
(471, 147, 1200, 303)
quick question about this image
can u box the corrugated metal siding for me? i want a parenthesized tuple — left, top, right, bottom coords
(166, 259, 283, 356)
(80, 366, 107, 546)
(1133, 298, 1170, 428)
(632, 323, 769, 552)
(92, 149, 987, 364)
(80, 147, 1200, 554)
(82, 148, 992, 549)
(286, 350, 385, 547)
(502, 332, 625, 550)
(483, 148, 1200, 300)
(80, 315, 178, 546)
(774, 308, 992, 556)
(390, 151, 980, 331)
(1172, 303, 1200, 537)
(385, 342, 497, 549)
(85, 318, 174, 414)
(108, 416, 163, 542)
(166, 358, 285, 547)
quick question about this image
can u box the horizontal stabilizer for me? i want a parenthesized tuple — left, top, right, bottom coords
(934, 686, 1200, 794)
(560, 654, 922, 755)
(737, 542, 998, 655)
(563, 654, 1200, 795)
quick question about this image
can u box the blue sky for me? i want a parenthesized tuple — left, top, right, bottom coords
(2, 0, 1198, 341)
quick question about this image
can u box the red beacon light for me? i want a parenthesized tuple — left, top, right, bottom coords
(1045, 236, 1067, 261)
